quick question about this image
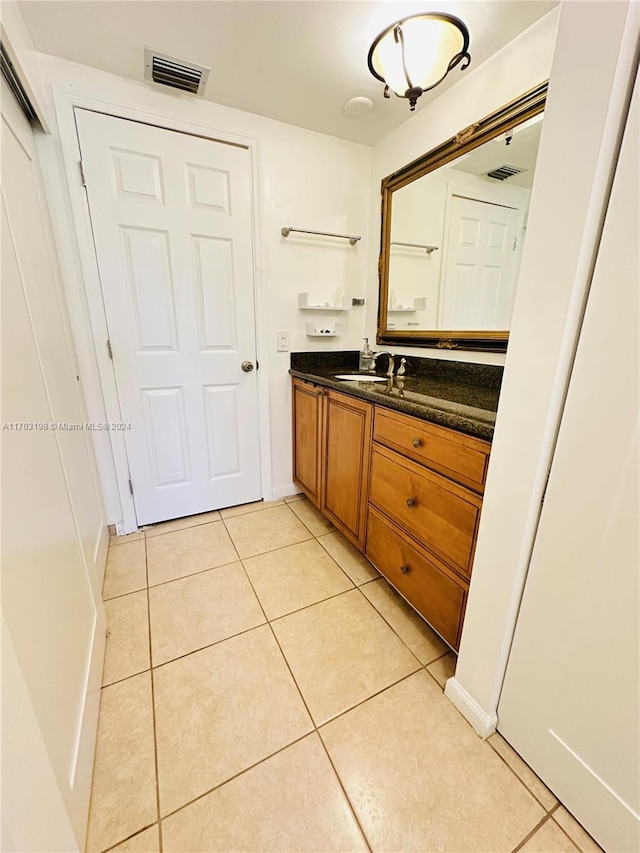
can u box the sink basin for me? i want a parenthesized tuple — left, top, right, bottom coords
(334, 374, 387, 383)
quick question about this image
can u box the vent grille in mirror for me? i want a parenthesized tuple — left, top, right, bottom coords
(486, 164, 526, 181)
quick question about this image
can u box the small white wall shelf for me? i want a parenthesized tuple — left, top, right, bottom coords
(305, 322, 344, 338)
(388, 297, 427, 312)
(298, 292, 348, 312)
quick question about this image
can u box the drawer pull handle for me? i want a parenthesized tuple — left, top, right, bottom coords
(406, 497, 416, 509)
(412, 438, 422, 448)
(400, 564, 410, 574)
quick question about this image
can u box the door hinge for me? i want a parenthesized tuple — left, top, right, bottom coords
(106, 339, 113, 360)
(513, 236, 518, 251)
(79, 160, 87, 187)
(128, 477, 134, 496)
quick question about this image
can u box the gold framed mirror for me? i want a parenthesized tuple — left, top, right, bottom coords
(376, 81, 548, 352)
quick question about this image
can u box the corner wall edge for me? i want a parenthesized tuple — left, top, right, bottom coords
(445, 676, 498, 739)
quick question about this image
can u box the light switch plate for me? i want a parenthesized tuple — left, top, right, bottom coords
(277, 330, 289, 352)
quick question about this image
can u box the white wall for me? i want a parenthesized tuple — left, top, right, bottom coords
(34, 53, 372, 524)
(366, 7, 560, 365)
(445, 0, 640, 735)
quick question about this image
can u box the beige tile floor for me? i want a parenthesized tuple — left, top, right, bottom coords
(90, 495, 603, 853)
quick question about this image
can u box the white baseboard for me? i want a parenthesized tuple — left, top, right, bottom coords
(272, 483, 302, 500)
(444, 677, 498, 739)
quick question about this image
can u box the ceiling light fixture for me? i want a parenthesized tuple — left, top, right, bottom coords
(367, 13, 471, 112)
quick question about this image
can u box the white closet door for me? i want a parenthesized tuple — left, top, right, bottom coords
(76, 110, 262, 525)
(497, 70, 639, 852)
(1, 78, 104, 847)
(440, 195, 520, 329)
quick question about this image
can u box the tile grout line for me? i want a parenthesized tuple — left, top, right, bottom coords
(234, 545, 374, 853)
(352, 580, 444, 670)
(509, 813, 552, 853)
(486, 736, 560, 815)
(550, 809, 597, 851)
(145, 555, 242, 593)
(102, 585, 148, 603)
(315, 736, 373, 853)
(99, 822, 158, 853)
(158, 732, 313, 823)
(102, 665, 152, 690)
(143, 530, 164, 853)
(150, 620, 268, 672)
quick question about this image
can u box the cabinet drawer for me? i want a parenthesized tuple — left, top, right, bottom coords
(374, 407, 490, 493)
(366, 506, 466, 649)
(369, 444, 481, 580)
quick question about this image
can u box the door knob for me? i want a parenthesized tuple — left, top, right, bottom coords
(400, 564, 410, 574)
(241, 360, 254, 373)
(406, 497, 416, 508)
(412, 438, 422, 448)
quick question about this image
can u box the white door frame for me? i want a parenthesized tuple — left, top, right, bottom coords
(48, 87, 272, 533)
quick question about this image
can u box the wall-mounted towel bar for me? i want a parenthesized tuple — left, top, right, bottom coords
(391, 241, 438, 254)
(281, 226, 361, 245)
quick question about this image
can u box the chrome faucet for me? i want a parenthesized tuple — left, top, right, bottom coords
(369, 351, 395, 377)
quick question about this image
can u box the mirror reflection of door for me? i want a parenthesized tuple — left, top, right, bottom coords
(387, 112, 542, 333)
(440, 194, 522, 330)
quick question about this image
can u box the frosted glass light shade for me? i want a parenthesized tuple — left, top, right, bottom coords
(368, 13, 470, 110)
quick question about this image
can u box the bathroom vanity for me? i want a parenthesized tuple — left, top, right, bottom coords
(290, 352, 500, 650)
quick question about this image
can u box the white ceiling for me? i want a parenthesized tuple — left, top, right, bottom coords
(18, 0, 558, 146)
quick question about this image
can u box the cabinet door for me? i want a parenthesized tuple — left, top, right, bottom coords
(292, 379, 324, 506)
(322, 390, 372, 549)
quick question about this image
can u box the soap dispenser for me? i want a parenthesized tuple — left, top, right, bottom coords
(359, 338, 373, 372)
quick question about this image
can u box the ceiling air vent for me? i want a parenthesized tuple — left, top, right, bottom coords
(486, 164, 526, 181)
(144, 49, 210, 96)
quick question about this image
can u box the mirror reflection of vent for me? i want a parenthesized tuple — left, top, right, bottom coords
(486, 164, 526, 181)
(144, 49, 210, 96)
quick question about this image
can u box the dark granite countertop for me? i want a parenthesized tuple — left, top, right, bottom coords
(289, 351, 502, 441)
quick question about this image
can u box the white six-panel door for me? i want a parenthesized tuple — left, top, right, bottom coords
(76, 110, 261, 525)
(439, 195, 521, 330)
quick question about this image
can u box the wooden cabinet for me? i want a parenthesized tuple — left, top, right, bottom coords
(366, 506, 466, 648)
(291, 379, 324, 507)
(373, 407, 489, 494)
(323, 390, 372, 549)
(291, 378, 491, 650)
(366, 406, 490, 649)
(292, 379, 371, 548)
(369, 444, 482, 581)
